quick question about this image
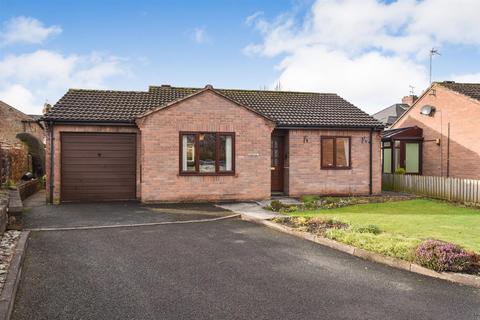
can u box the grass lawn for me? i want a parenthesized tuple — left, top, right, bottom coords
(289, 199, 480, 254)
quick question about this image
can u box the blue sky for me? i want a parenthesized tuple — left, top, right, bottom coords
(1, 0, 480, 115)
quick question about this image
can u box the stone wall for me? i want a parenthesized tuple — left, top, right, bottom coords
(0, 205, 6, 235)
(17, 179, 40, 201)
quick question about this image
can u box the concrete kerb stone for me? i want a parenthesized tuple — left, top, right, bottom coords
(0, 231, 30, 320)
(242, 215, 480, 289)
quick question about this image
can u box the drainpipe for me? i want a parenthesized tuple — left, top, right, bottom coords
(49, 121, 54, 204)
(446, 122, 450, 178)
(369, 129, 373, 195)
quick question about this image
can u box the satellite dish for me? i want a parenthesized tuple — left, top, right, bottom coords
(420, 105, 435, 116)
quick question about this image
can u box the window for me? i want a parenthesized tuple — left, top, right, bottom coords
(382, 141, 392, 173)
(180, 132, 234, 175)
(321, 136, 351, 169)
(382, 145, 392, 173)
(394, 140, 401, 170)
(405, 142, 420, 173)
(382, 140, 421, 174)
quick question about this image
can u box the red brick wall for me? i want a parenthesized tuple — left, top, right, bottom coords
(137, 90, 275, 202)
(394, 84, 480, 179)
(287, 129, 382, 196)
(45, 91, 381, 202)
(46, 124, 140, 203)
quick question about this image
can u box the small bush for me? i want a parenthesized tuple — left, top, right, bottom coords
(270, 200, 284, 212)
(395, 167, 406, 175)
(355, 224, 382, 235)
(414, 240, 478, 273)
(280, 205, 298, 214)
(300, 195, 320, 203)
(326, 229, 418, 260)
(305, 217, 349, 234)
(38, 175, 46, 188)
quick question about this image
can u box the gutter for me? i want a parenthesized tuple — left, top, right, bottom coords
(43, 120, 136, 126)
(275, 125, 384, 131)
(369, 128, 373, 195)
(49, 121, 54, 204)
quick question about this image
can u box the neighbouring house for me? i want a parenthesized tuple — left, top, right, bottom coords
(0, 101, 44, 146)
(382, 81, 480, 179)
(372, 95, 417, 127)
(42, 85, 384, 203)
(0, 101, 45, 181)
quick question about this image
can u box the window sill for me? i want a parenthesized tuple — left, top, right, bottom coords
(321, 167, 352, 170)
(178, 172, 236, 177)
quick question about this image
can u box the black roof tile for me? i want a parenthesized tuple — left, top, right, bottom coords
(438, 81, 480, 102)
(43, 85, 384, 129)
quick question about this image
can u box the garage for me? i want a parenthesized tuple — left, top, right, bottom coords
(60, 133, 136, 202)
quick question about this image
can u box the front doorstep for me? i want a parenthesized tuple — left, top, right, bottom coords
(242, 215, 480, 289)
(0, 231, 30, 320)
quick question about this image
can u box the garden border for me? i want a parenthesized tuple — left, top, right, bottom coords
(241, 215, 480, 288)
(0, 231, 29, 320)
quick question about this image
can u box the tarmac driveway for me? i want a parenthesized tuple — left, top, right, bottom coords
(12, 202, 480, 320)
(23, 192, 233, 229)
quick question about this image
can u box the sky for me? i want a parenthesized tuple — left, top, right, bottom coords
(1, 0, 480, 115)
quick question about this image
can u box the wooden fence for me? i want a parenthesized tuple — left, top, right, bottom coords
(382, 173, 480, 204)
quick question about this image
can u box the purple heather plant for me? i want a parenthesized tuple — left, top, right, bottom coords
(415, 240, 478, 273)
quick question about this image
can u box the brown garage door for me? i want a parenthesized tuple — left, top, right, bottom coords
(61, 133, 136, 202)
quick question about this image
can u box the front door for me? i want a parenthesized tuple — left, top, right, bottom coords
(271, 135, 284, 192)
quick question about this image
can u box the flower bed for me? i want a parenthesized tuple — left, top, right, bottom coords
(272, 216, 480, 275)
(415, 240, 479, 273)
(266, 193, 415, 214)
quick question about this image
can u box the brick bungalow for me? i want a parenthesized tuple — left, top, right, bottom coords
(42, 85, 383, 203)
(383, 81, 480, 179)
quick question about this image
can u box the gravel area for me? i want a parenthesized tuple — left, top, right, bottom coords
(0, 230, 21, 293)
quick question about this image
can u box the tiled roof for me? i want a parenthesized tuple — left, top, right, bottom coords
(372, 103, 409, 126)
(43, 85, 384, 129)
(438, 81, 480, 101)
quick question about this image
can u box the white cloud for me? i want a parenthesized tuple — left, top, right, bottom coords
(0, 84, 36, 114)
(245, 0, 480, 113)
(276, 47, 427, 110)
(0, 16, 62, 45)
(0, 50, 128, 114)
(191, 27, 210, 44)
(245, 11, 264, 26)
(452, 73, 480, 83)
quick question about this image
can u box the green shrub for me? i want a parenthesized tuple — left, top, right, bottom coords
(267, 200, 298, 214)
(395, 167, 406, 175)
(305, 217, 349, 234)
(355, 224, 382, 235)
(301, 195, 320, 203)
(269, 200, 284, 212)
(325, 229, 418, 260)
(280, 205, 298, 214)
(38, 175, 46, 188)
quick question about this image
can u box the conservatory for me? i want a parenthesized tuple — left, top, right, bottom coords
(381, 126, 423, 175)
